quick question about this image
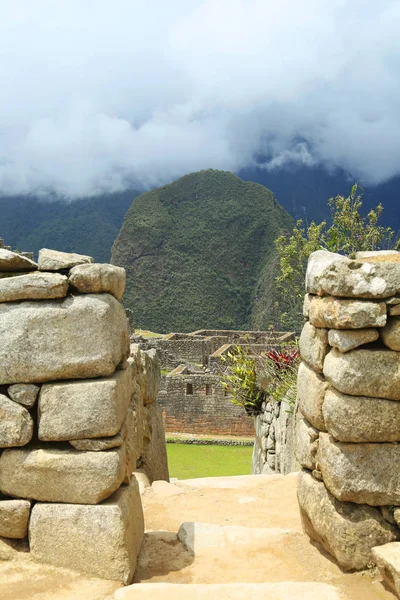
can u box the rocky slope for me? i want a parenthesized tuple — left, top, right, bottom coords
(111, 170, 293, 332)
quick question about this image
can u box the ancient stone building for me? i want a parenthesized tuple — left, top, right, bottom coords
(140, 329, 295, 437)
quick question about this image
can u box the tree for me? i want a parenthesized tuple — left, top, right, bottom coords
(274, 184, 396, 330)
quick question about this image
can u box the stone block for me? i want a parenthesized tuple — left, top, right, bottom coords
(309, 296, 386, 329)
(8, 383, 40, 408)
(0, 394, 33, 448)
(0, 445, 126, 504)
(327, 328, 379, 353)
(29, 477, 144, 584)
(0, 294, 130, 384)
(297, 361, 328, 431)
(306, 249, 400, 299)
(323, 388, 400, 442)
(141, 349, 161, 405)
(0, 499, 31, 538)
(381, 316, 400, 350)
(372, 543, 400, 599)
(295, 414, 319, 470)
(323, 348, 400, 401)
(0, 272, 68, 303)
(318, 433, 400, 505)
(0, 248, 38, 272)
(38, 248, 93, 271)
(390, 304, 400, 316)
(38, 368, 132, 441)
(69, 263, 126, 300)
(297, 470, 398, 571)
(141, 403, 169, 483)
(298, 322, 328, 373)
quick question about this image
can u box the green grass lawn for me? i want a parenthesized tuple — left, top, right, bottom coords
(166, 443, 253, 480)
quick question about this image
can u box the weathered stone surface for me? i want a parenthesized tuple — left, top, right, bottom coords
(356, 250, 400, 260)
(8, 383, 40, 408)
(327, 328, 379, 352)
(0, 445, 126, 504)
(318, 433, 400, 505)
(115, 582, 342, 600)
(69, 421, 127, 451)
(141, 349, 161, 405)
(69, 433, 124, 452)
(0, 272, 68, 303)
(141, 403, 170, 483)
(323, 388, 400, 442)
(0, 248, 38, 272)
(299, 322, 328, 373)
(0, 294, 130, 384)
(0, 499, 31, 538)
(394, 508, 400, 528)
(0, 394, 33, 448)
(298, 470, 398, 571)
(295, 414, 319, 470)
(306, 249, 400, 299)
(297, 361, 328, 431)
(38, 248, 93, 271)
(303, 293, 313, 318)
(381, 317, 400, 351)
(123, 408, 138, 484)
(30, 477, 144, 584)
(390, 304, 400, 316)
(323, 348, 400, 401)
(309, 296, 386, 330)
(69, 263, 126, 300)
(372, 543, 400, 598)
(38, 368, 132, 441)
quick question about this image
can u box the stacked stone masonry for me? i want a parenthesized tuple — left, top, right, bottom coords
(297, 249, 400, 578)
(0, 247, 169, 583)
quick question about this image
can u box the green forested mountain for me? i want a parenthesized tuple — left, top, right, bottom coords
(0, 190, 140, 262)
(112, 170, 293, 332)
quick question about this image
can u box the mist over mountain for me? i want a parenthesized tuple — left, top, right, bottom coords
(1, 2, 400, 199)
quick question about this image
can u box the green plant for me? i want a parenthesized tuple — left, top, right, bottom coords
(262, 345, 300, 410)
(220, 346, 265, 415)
(275, 184, 395, 330)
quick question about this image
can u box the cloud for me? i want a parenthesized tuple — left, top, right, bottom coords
(0, 0, 400, 197)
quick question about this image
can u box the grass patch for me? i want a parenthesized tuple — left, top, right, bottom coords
(166, 442, 253, 480)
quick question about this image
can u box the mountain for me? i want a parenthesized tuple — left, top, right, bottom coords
(0, 190, 140, 262)
(239, 164, 400, 233)
(111, 169, 293, 333)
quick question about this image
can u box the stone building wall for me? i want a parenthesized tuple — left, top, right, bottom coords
(297, 249, 400, 573)
(0, 247, 168, 584)
(252, 398, 299, 475)
(158, 371, 254, 436)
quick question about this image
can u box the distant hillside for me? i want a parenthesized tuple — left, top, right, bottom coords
(0, 190, 140, 262)
(112, 170, 293, 332)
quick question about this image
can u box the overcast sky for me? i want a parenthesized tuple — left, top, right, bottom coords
(1, 0, 400, 197)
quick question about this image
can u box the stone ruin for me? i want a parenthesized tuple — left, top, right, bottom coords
(297, 249, 400, 579)
(0, 246, 168, 583)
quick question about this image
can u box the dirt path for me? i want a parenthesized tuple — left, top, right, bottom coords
(0, 473, 395, 599)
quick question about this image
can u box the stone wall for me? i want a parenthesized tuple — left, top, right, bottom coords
(252, 398, 299, 475)
(158, 370, 254, 436)
(297, 249, 400, 572)
(0, 247, 168, 584)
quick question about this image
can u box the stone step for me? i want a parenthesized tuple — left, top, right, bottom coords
(114, 582, 341, 600)
(176, 473, 298, 489)
(177, 521, 300, 553)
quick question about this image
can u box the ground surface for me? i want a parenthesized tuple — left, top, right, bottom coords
(0, 473, 396, 599)
(166, 443, 253, 479)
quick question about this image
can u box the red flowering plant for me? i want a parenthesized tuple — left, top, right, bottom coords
(260, 344, 300, 410)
